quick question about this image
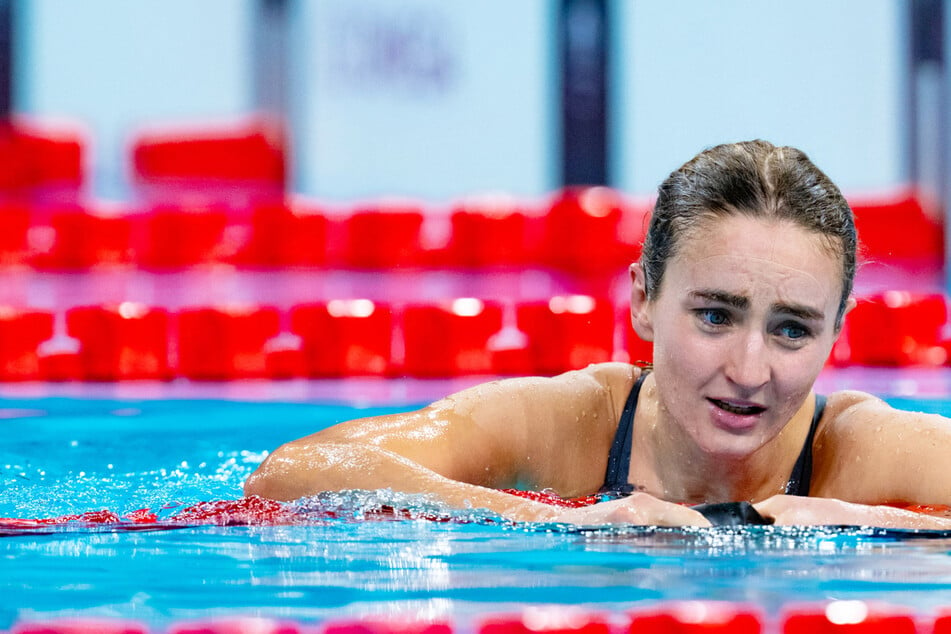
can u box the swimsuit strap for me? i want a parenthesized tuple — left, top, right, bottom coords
(599, 377, 827, 498)
(784, 394, 827, 496)
(599, 373, 646, 495)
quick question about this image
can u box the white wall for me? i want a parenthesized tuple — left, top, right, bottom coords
(288, 0, 558, 203)
(14, 1, 912, 202)
(612, 0, 909, 196)
(15, 0, 256, 199)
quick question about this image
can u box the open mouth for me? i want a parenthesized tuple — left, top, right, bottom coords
(708, 398, 767, 416)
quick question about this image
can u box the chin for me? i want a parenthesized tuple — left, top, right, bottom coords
(698, 430, 770, 460)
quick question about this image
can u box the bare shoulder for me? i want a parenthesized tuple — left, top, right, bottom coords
(426, 362, 642, 494)
(820, 389, 882, 421)
(821, 389, 947, 433)
(435, 362, 641, 420)
(813, 389, 951, 504)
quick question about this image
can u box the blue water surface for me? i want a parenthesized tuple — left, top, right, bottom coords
(2, 394, 951, 629)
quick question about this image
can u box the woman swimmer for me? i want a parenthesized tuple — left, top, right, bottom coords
(245, 140, 951, 528)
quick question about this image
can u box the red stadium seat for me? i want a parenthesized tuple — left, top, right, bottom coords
(833, 292, 948, 366)
(343, 204, 426, 268)
(0, 308, 54, 380)
(480, 609, 609, 634)
(402, 299, 504, 376)
(170, 618, 301, 634)
(324, 620, 451, 634)
(516, 295, 616, 374)
(542, 187, 642, 274)
(37, 344, 83, 381)
(0, 201, 30, 265)
(177, 306, 281, 379)
(0, 118, 86, 201)
(12, 620, 147, 634)
(934, 610, 951, 634)
(291, 300, 394, 377)
(134, 204, 232, 268)
(130, 117, 285, 205)
(30, 205, 131, 269)
(446, 195, 531, 267)
(262, 332, 307, 379)
(234, 200, 328, 267)
(850, 193, 943, 262)
(66, 304, 171, 380)
(782, 601, 917, 634)
(628, 602, 763, 634)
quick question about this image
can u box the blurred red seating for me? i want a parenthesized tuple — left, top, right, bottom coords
(935, 610, 951, 634)
(446, 195, 530, 267)
(402, 299, 504, 377)
(30, 205, 131, 269)
(134, 204, 232, 268)
(0, 118, 85, 200)
(782, 602, 917, 634)
(832, 292, 948, 366)
(542, 187, 642, 274)
(130, 117, 285, 204)
(12, 619, 147, 634)
(177, 306, 281, 379)
(0, 201, 30, 265)
(37, 335, 82, 381)
(291, 300, 393, 377)
(260, 331, 307, 379)
(517, 295, 616, 374)
(0, 308, 54, 380)
(171, 618, 301, 634)
(324, 620, 451, 634)
(235, 200, 328, 267)
(480, 609, 609, 634)
(851, 192, 943, 261)
(628, 602, 762, 634)
(343, 204, 425, 268)
(66, 303, 171, 380)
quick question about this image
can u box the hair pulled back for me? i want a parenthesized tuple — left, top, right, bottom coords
(641, 140, 856, 326)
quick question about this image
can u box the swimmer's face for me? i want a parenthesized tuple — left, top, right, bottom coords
(630, 214, 850, 458)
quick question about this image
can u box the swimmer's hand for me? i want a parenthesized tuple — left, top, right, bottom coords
(543, 492, 711, 527)
(754, 494, 951, 530)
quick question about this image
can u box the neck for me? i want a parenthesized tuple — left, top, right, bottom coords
(630, 377, 815, 504)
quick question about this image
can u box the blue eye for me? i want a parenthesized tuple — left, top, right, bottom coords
(698, 309, 729, 327)
(778, 322, 809, 340)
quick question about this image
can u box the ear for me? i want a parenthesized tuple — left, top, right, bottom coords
(834, 296, 858, 334)
(629, 263, 655, 342)
(843, 297, 857, 316)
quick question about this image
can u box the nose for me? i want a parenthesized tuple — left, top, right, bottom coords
(725, 330, 771, 391)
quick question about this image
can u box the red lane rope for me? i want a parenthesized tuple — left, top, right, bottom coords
(2, 494, 948, 530)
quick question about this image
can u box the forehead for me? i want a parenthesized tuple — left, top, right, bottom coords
(666, 215, 843, 308)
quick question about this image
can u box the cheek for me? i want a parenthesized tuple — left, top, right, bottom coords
(771, 352, 827, 409)
(651, 326, 719, 398)
(652, 316, 719, 374)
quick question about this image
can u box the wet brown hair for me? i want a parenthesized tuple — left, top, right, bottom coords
(641, 140, 856, 327)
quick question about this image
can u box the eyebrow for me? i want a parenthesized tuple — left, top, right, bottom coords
(689, 290, 825, 321)
(689, 290, 749, 310)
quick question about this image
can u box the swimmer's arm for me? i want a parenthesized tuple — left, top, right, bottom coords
(244, 439, 562, 521)
(754, 495, 951, 530)
(244, 440, 709, 525)
(809, 392, 951, 509)
(245, 363, 638, 507)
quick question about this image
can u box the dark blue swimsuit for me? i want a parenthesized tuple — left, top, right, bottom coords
(600, 374, 827, 496)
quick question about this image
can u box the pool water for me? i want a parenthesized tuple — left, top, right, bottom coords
(2, 391, 951, 630)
